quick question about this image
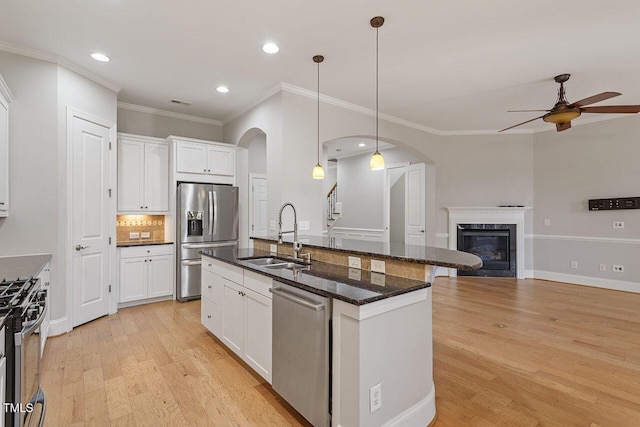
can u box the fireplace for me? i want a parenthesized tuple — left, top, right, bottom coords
(457, 224, 516, 277)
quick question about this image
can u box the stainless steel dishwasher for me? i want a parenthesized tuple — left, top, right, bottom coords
(270, 282, 331, 427)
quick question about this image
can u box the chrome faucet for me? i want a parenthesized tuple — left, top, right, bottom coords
(278, 202, 302, 260)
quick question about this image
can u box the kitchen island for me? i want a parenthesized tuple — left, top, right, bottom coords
(201, 239, 480, 427)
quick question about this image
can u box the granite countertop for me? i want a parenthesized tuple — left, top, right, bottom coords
(117, 240, 174, 247)
(201, 248, 431, 306)
(0, 254, 52, 282)
(251, 235, 482, 270)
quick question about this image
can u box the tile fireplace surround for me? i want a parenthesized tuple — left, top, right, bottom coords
(447, 207, 531, 279)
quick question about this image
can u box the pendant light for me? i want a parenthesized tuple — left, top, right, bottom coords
(369, 16, 385, 171)
(312, 55, 325, 179)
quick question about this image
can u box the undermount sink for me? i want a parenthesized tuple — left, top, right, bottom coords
(240, 256, 309, 271)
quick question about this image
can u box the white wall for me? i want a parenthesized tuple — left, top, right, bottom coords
(0, 51, 118, 322)
(533, 116, 640, 287)
(248, 133, 266, 174)
(0, 53, 60, 316)
(117, 107, 223, 141)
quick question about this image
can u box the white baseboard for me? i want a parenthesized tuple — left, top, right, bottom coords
(534, 270, 640, 293)
(381, 384, 436, 427)
(48, 317, 70, 336)
(117, 295, 172, 309)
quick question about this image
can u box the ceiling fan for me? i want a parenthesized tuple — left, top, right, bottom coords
(499, 74, 640, 132)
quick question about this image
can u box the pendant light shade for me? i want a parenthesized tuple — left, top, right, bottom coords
(312, 55, 325, 179)
(370, 16, 385, 171)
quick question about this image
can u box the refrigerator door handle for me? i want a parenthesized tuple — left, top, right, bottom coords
(208, 190, 214, 236)
(182, 242, 238, 249)
(213, 191, 218, 237)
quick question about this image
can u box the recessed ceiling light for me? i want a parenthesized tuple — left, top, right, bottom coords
(90, 52, 110, 62)
(358, 143, 366, 147)
(216, 86, 229, 93)
(262, 43, 279, 54)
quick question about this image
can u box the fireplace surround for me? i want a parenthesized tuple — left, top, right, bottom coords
(447, 207, 531, 279)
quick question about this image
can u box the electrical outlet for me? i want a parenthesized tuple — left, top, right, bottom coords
(270, 244, 277, 254)
(599, 264, 606, 272)
(544, 218, 551, 226)
(371, 272, 386, 287)
(348, 268, 362, 281)
(270, 220, 276, 231)
(613, 265, 624, 273)
(570, 261, 578, 269)
(129, 232, 140, 239)
(369, 383, 382, 413)
(371, 260, 386, 274)
(141, 232, 151, 239)
(613, 221, 625, 229)
(299, 220, 310, 231)
(348, 256, 361, 269)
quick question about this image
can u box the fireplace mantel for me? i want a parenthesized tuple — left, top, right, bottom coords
(447, 207, 531, 279)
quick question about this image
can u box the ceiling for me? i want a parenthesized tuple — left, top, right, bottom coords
(325, 137, 394, 160)
(2, 1, 640, 132)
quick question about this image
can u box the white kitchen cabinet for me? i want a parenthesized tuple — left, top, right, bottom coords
(0, 74, 13, 218)
(171, 136, 235, 184)
(0, 326, 6, 427)
(201, 255, 273, 383)
(119, 244, 174, 304)
(117, 133, 169, 212)
(35, 262, 51, 357)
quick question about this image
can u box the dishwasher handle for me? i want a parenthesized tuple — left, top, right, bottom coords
(269, 287, 325, 311)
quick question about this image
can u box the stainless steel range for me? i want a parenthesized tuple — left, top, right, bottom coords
(0, 277, 47, 427)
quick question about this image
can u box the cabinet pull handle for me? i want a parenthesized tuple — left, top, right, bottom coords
(207, 285, 212, 289)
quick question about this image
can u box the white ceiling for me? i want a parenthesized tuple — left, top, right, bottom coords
(2, 1, 640, 132)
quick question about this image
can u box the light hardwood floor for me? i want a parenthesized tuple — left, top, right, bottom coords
(42, 277, 640, 426)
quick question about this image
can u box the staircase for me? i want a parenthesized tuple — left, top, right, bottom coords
(326, 183, 341, 235)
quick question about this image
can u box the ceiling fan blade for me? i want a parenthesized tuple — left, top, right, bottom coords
(581, 105, 640, 114)
(556, 122, 571, 132)
(569, 92, 621, 108)
(498, 115, 545, 133)
(507, 109, 550, 112)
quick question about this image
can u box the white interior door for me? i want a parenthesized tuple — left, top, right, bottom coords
(72, 116, 111, 327)
(250, 175, 268, 236)
(405, 163, 426, 246)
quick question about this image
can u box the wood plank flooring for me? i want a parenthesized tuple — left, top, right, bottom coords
(41, 277, 640, 426)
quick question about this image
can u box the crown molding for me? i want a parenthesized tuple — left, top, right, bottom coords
(0, 40, 121, 93)
(0, 73, 15, 102)
(117, 102, 222, 126)
(222, 83, 283, 125)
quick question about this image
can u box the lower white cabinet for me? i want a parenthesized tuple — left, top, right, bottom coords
(0, 326, 5, 427)
(34, 262, 51, 357)
(119, 245, 174, 304)
(201, 256, 272, 383)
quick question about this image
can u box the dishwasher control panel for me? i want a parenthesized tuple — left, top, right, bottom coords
(589, 196, 640, 211)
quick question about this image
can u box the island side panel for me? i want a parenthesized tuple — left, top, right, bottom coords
(332, 288, 436, 426)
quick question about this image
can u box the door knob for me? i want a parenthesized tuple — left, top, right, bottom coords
(75, 245, 90, 251)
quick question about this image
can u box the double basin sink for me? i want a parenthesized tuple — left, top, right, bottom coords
(239, 256, 310, 271)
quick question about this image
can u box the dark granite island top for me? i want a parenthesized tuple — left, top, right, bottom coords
(251, 235, 482, 270)
(201, 248, 430, 305)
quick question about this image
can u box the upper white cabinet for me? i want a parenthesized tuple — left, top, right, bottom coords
(117, 133, 169, 212)
(170, 136, 235, 185)
(0, 74, 14, 217)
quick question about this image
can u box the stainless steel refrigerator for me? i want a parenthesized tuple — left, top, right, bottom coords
(176, 182, 238, 301)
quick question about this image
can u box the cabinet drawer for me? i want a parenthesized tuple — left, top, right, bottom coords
(201, 269, 224, 302)
(120, 244, 174, 259)
(201, 297, 220, 337)
(244, 270, 273, 298)
(202, 256, 215, 273)
(207, 257, 243, 284)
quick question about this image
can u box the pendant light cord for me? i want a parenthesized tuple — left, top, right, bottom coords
(318, 60, 320, 164)
(375, 26, 379, 153)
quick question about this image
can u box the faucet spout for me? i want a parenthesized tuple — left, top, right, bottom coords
(277, 202, 302, 259)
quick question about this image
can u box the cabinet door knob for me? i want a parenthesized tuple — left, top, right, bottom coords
(207, 315, 211, 319)
(204, 169, 207, 172)
(140, 206, 143, 209)
(145, 259, 148, 262)
(0, 202, 5, 205)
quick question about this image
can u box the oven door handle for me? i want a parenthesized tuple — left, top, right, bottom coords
(21, 303, 47, 338)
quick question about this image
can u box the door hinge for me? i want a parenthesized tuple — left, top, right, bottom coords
(252, 185, 254, 192)
(109, 237, 112, 245)
(109, 142, 112, 150)
(109, 285, 112, 293)
(108, 188, 112, 197)
(251, 224, 254, 231)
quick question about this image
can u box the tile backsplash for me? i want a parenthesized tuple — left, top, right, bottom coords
(116, 215, 165, 243)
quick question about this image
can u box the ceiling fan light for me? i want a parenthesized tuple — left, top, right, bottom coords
(370, 151, 385, 171)
(543, 110, 581, 124)
(312, 163, 325, 179)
